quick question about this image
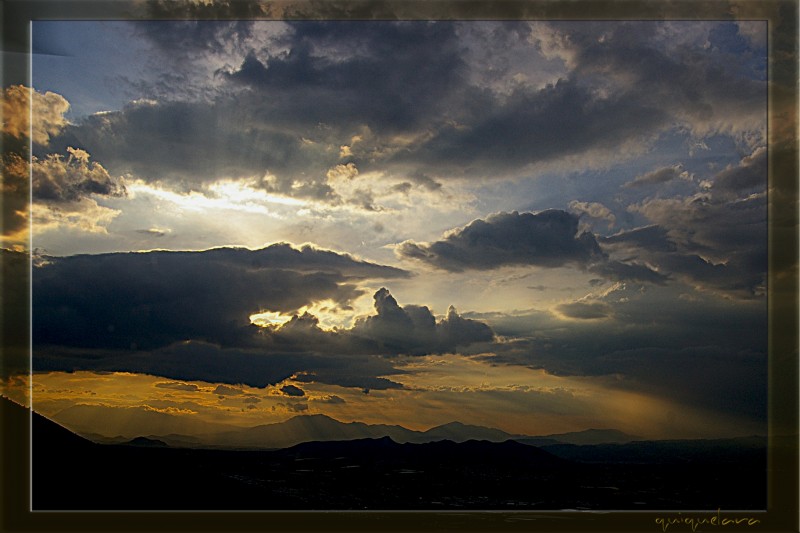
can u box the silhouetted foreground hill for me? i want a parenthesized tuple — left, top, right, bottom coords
(14, 399, 764, 511)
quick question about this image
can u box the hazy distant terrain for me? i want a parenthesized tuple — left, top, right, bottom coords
(53, 404, 643, 449)
(7, 399, 764, 511)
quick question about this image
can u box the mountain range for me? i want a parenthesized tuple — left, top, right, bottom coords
(52, 404, 642, 449)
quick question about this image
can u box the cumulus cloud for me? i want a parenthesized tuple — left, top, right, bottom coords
(397, 210, 604, 272)
(2, 85, 70, 145)
(351, 288, 495, 355)
(396, 209, 667, 285)
(29, 147, 127, 233)
(32, 147, 126, 203)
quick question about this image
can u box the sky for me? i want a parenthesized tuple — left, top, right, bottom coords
(0, 17, 773, 441)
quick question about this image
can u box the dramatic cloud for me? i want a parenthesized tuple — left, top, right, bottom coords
(33, 338, 405, 391)
(29, 147, 128, 234)
(32, 244, 409, 350)
(31, 246, 495, 389)
(397, 210, 604, 272)
(32, 147, 126, 203)
(397, 210, 667, 285)
(2, 85, 70, 145)
(43, 20, 766, 205)
(351, 288, 494, 356)
(480, 284, 767, 423)
(619, 149, 767, 297)
(23, 16, 773, 441)
(2, 86, 72, 244)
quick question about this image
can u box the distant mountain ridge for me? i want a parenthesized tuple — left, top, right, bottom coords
(50, 401, 646, 449)
(61, 409, 642, 450)
(520, 428, 643, 446)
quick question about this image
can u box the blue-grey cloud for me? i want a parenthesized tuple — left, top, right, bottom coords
(397, 209, 668, 284)
(623, 164, 687, 189)
(397, 210, 604, 272)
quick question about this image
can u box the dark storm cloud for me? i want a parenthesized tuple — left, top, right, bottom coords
(32, 243, 408, 351)
(134, 19, 260, 58)
(397, 210, 604, 272)
(619, 153, 767, 297)
(397, 209, 667, 284)
(254, 287, 496, 357)
(391, 20, 764, 176)
(46, 20, 765, 198)
(280, 384, 305, 397)
(221, 21, 467, 134)
(563, 21, 765, 136)
(32, 339, 406, 391)
(31, 246, 495, 389)
(397, 77, 667, 175)
(481, 285, 767, 423)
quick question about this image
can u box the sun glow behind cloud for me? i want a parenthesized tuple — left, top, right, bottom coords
(127, 179, 307, 214)
(18, 18, 771, 449)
